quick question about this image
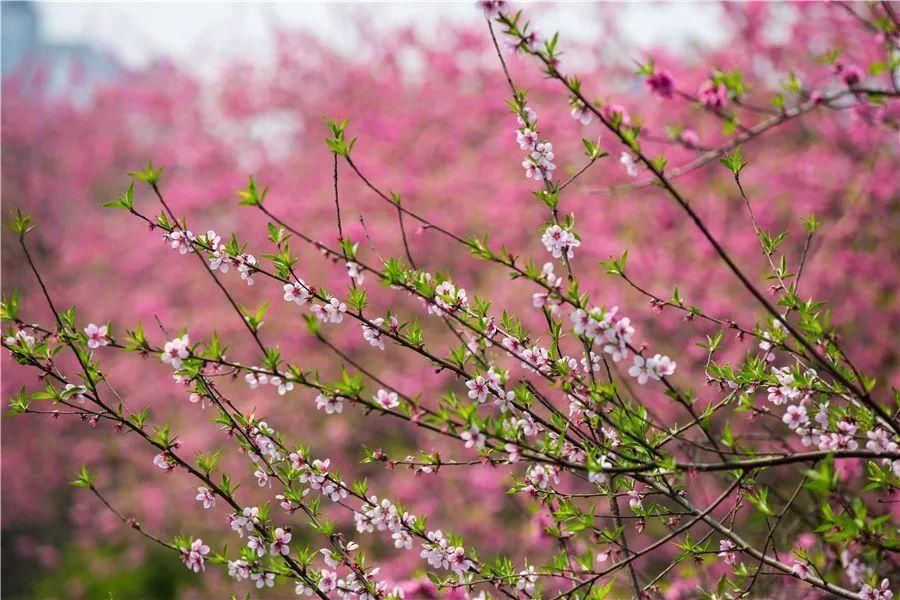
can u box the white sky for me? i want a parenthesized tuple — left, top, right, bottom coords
(33, 2, 728, 74)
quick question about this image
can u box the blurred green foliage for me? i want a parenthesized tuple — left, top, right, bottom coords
(14, 543, 196, 600)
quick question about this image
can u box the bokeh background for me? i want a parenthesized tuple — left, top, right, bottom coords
(2, 2, 898, 598)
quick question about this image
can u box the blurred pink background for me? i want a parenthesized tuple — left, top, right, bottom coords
(2, 2, 898, 597)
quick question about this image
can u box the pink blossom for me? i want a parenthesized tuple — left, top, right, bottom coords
(601, 103, 631, 127)
(161, 335, 190, 369)
(783, 404, 809, 430)
(315, 393, 343, 414)
(374, 389, 399, 410)
(346, 261, 364, 285)
(270, 527, 292, 556)
(153, 452, 174, 473)
(679, 128, 700, 148)
(646, 69, 675, 99)
(792, 560, 812, 579)
(362, 318, 385, 350)
(465, 375, 489, 403)
(541, 225, 580, 259)
(84, 323, 109, 348)
(718, 539, 738, 565)
(283, 279, 311, 305)
(838, 63, 864, 87)
(698, 80, 728, 108)
(180, 538, 210, 573)
(63, 384, 88, 404)
(251, 571, 275, 588)
(312, 296, 346, 324)
(620, 152, 638, 177)
(195, 486, 215, 509)
(247, 535, 266, 557)
(476, 0, 508, 19)
(859, 579, 893, 600)
(570, 100, 593, 125)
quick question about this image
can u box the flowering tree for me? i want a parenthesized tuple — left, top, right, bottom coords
(3, 2, 899, 598)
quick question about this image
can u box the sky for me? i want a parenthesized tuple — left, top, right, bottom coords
(32, 2, 728, 74)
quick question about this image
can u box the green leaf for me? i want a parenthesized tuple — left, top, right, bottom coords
(600, 250, 628, 276)
(5, 208, 36, 237)
(588, 575, 617, 599)
(803, 213, 821, 234)
(127, 161, 164, 185)
(324, 117, 356, 157)
(651, 154, 667, 173)
(103, 182, 135, 210)
(581, 138, 607, 161)
(1, 290, 20, 322)
(237, 176, 267, 207)
(720, 147, 748, 176)
(71, 464, 97, 488)
(196, 450, 221, 475)
(6, 387, 31, 416)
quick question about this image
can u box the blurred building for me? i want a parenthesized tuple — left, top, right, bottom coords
(2, 2, 119, 99)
